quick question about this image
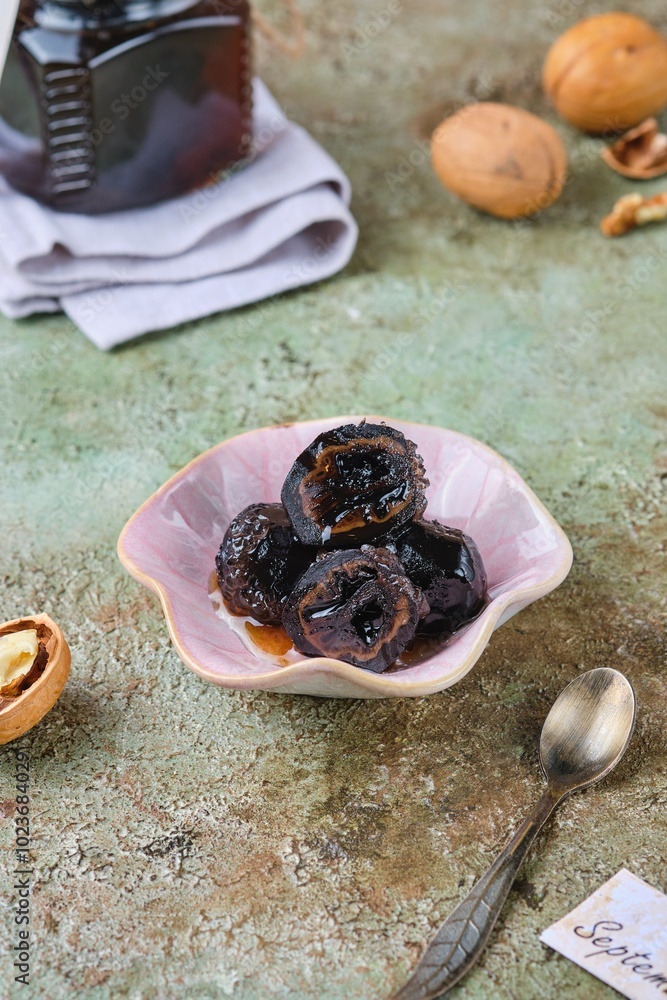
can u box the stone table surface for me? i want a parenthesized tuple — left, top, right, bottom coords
(1, 1, 667, 997)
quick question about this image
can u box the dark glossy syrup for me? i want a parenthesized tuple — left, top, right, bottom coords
(209, 571, 488, 672)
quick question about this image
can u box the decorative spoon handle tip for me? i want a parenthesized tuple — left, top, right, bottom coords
(389, 790, 560, 1000)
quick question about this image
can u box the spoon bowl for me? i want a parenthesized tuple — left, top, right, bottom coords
(540, 667, 636, 794)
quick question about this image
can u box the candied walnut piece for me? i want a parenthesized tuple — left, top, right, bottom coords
(282, 547, 426, 672)
(391, 519, 487, 636)
(281, 422, 429, 548)
(216, 503, 315, 624)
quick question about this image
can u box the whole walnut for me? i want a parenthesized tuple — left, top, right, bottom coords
(543, 12, 667, 134)
(431, 102, 567, 220)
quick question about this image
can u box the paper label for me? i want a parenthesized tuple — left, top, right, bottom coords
(540, 869, 667, 1000)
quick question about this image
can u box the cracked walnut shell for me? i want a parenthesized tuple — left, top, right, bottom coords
(601, 118, 667, 179)
(543, 13, 667, 134)
(0, 615, 70, 745)
(431, 103, 567, 220)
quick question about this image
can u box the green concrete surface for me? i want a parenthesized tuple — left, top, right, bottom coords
(1, 1, 667, 997)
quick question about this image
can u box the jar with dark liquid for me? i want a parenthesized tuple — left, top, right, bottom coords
(0, 1, 252, 213)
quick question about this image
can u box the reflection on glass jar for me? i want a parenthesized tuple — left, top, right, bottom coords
(0, 1, 253, 213)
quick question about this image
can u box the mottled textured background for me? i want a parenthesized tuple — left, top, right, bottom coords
(1, 0, 666, 997)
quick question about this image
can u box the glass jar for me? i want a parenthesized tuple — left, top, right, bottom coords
(0, 1, 252, 213)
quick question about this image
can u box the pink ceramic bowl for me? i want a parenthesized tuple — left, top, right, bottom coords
(117, 416, 572, 698)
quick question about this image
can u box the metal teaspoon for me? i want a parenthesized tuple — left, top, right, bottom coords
(391, 667, 636, 1000)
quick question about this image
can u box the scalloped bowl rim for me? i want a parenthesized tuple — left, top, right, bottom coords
(117, 416, 573, 698)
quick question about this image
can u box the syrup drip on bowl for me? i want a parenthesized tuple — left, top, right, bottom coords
(208, 571, 461, 670)
(245, 623, 293, 657)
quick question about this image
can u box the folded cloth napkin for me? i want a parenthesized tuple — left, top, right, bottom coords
(0, 79, 357, 350)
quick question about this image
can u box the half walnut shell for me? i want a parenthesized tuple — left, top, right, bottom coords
(602, 118, 667, 180)
(0, 615, 71, 745)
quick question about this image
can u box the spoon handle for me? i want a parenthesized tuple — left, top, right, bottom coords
(391, 788, 561, 1000)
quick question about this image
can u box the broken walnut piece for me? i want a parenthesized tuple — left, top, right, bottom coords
(0, 629, 39, 697)
(602, 118, 667, 180)
(600, 192, 667, 237)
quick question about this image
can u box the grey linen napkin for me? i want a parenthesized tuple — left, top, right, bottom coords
(0, 80, 357, 350)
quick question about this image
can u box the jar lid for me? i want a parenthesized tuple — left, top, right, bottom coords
(36, 1, 201, 28)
